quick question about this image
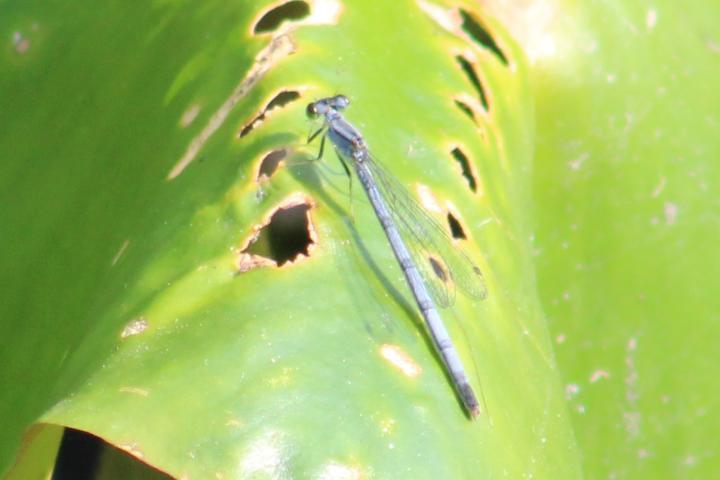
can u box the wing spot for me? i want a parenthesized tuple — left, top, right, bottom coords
(380, 344, 422, 378)
(428, 255, 450, 283)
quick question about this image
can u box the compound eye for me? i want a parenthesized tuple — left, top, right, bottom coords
(333, 95, 350, 109)
(306, 103, 319, 118)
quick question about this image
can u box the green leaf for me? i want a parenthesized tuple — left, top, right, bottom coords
(2, 0, 581, 477)
(19, 0, 720, 478)
(491, 0, 720, 478)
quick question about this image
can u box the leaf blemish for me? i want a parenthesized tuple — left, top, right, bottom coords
(239, 89, 301, 138)
(416, 184, 443, 213)
(663, 202, 678, 225)
(317, 462, 364, 479)
(380, 344, 422, 378)
(12, 31, 30, 54)
(121, 317, 148, 338)
(416, 0, 456, 32)
(118, 386, 150, 397)
(168, 35, 295, 180)
(589, 370, 610, 383)
(180, 103, 201, 128)
(111, 239, 130, 266)
(236, 194, 316, 272)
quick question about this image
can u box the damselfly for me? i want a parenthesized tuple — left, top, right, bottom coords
(307, 95, 487, 418)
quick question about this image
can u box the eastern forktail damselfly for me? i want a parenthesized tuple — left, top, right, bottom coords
(307, 95, 487, 418)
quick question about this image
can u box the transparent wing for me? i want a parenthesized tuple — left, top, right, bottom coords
(363, 153, 488, 308)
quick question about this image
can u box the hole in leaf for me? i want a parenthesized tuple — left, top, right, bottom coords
(253, 1, 311, 34)
(454, 99, 476, 123)
(267, 90, 301, 109)
(447, 212, 467, 239)
(456, 55, 489, 111)
(239, 90, 301, 138)
(54, 428, 172, 479)
(450, 147, 477, 192)
(240, 201, 313, 268)
(257, 148, 288, 180)
(54, 428, 103, 479)
(459, 9, 508, 65)
(428, 256, 449, 283)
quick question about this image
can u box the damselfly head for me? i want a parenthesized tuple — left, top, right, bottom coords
(307, 95, 349, 118)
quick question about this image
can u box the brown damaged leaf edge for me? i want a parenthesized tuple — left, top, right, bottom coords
(167, 34, 295, 180)
(453, 96, 478, 124)
(449, 144, 480, 193)
(457, 8, 509, 66)
(415, 182, 476, 244)
(414, 183, 474, 243)
(443, 200, 477, 243)
(456, 54, 490, 112)
(235, 193, 317, 272)
(446, 211, 467, 240)
(169, 0, 343, 180)
(416, 1, 512, 68)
